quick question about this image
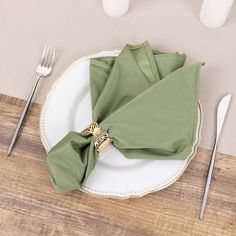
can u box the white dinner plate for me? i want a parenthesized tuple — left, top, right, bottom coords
(40, 50, 202, 198)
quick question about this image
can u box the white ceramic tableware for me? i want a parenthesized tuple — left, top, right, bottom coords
(40, 50, 202, 198)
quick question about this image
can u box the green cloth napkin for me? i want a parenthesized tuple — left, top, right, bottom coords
(47, 41, 203, 193)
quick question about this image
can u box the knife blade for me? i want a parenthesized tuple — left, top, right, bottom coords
(199, 94, 232, 220)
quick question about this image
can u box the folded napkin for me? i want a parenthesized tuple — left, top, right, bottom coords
(47, 41, 203, 193)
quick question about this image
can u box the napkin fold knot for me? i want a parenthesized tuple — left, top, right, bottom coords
(83, 122, 111, 152)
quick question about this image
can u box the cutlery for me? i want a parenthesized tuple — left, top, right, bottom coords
(6, 46, 56, 156)
(199, 94, 232, 220)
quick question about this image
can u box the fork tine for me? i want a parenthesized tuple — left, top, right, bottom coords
(41, 46, 50, 67)
(45, 47, 52, 68)
(45, 47, 53, 68)
(49, 47, 56, 68)
(45, 47, 55, 68)
(40, 46, 47, 65)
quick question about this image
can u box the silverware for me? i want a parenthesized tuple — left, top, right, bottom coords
(6, 46, 56, 156)
(199, 94, 232, 220)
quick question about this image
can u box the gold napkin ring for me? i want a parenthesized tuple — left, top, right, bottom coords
(82, 122, 111, 153)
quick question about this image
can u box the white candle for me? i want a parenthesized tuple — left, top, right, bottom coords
(102, 0, 129, 17)
(199, 0, 235, 28)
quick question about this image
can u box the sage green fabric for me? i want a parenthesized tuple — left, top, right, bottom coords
(47, 41, 203, 193)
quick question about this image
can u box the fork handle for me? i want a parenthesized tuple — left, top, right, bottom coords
(6, 75, 41, 156)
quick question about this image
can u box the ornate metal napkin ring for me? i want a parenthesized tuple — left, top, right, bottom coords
(82, 122, 111, 153)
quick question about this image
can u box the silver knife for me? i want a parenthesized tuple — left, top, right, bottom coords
(199, 94, 232, 220)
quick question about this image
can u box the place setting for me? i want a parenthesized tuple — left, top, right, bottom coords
(5, 39, 233, 220)
(1, 1, 236, 235)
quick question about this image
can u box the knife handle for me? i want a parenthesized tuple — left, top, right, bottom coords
(199, 138, 218, 220)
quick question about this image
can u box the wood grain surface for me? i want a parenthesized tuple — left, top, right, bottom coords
(0, 93, 235, 236)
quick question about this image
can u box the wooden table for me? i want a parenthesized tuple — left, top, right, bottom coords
(0, 94, 235, 236)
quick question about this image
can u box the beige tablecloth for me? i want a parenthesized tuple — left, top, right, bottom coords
(0, 0, 235, 156)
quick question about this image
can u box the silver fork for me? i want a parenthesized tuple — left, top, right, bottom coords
(6, 46, 56, 156)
